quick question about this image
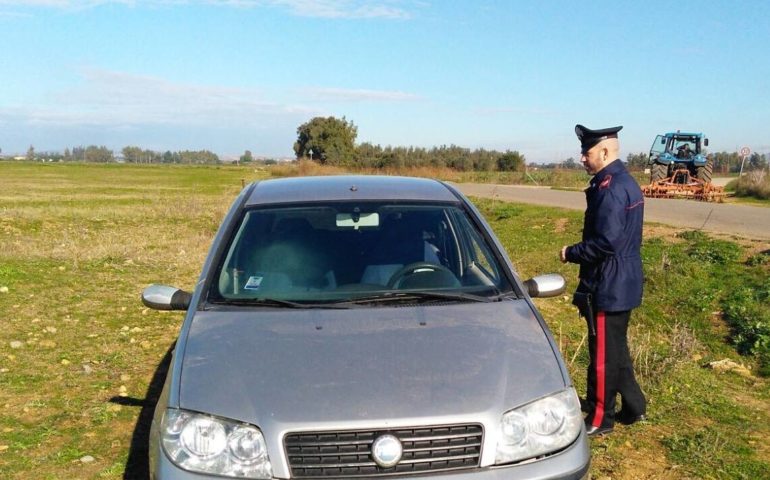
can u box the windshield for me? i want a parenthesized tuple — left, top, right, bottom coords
(209, 202, 512, 305)
(669, 136, 700, 156)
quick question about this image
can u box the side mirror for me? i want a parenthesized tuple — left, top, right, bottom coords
(142, 284, 192, 311)
(523, 274, 566, 298)
(704, 138, 709, 147)
(661, 138, 666, 144)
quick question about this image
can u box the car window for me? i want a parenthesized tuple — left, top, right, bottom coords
(210, 202, 511, 304)
(452, 210, 502, 286)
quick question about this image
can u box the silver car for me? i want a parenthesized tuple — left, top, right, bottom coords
(143, 175, 590, 480)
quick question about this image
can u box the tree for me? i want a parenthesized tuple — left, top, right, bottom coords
(122, 146, 143, 163)
(293, 116, 358, 166)
(240, 150, 254, 164)
(625, 152, 649, 170)
(71, 146, 86, 161)
(179, 150, 219, 164)
(497, 150, 525, 172)
(472, 149, 496, 171)
(748, 153, 768, 171)
(84, 145, 114, 163)
(124, 146, 166, 163)
(26, 145, 35, 161)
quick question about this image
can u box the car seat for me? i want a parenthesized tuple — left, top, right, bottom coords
(360, 213, 441, 286)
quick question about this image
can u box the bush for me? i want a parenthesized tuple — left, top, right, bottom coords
(734, 170, 770, 200)
(721, 281, 770, 375)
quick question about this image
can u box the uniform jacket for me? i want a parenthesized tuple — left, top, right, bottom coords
(566, 159, 644, 311)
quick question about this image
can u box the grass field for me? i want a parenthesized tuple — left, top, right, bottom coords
(1, 162, 768, 479)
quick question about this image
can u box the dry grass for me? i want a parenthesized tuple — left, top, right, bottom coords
(631, 321, 701, 386)
(265, 160, 466, 182)
(734, 170, 770, 200)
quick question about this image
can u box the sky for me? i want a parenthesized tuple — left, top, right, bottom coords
(1, 0, 769, 162)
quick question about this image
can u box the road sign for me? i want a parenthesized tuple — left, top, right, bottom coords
(739, 146, 751, 176)
(740, 146, 751, 157)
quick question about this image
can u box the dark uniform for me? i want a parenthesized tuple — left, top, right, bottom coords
(565, 125, 647, 434)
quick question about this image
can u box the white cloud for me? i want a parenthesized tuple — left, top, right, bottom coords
(267, 0, 412, 19)
(1, 68, 423, 129)
(0, 0, 416, 19)
(3, 68, 312, 128)
(302, 86, 422, 102)
(0, 67, 424, 154)
(0, 0, 127, 7)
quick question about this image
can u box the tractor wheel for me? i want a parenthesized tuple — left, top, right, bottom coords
(696, 160, 714, 184)
(650, 163, 667, 183)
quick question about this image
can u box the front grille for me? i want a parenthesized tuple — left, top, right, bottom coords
(285, 424, 483, 478)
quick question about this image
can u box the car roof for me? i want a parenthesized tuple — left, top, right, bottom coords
(245, 175, 460, 206)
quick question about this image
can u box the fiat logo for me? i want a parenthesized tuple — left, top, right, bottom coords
(371, 434, 403, 468)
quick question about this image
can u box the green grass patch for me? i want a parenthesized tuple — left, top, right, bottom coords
(663, 426, 769, 479)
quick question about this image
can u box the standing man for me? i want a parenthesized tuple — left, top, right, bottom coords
(560, 124, 647, 436)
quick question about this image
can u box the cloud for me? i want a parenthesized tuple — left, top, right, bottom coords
(2, 68, 313, 129)
(0, 0, 125, 7)
(0, 68, 423, 154)
(302, 86, 422, 102)
(0, 0, 416, 19)
(5, 68, 422, 129)
(267, 0, 412, 19)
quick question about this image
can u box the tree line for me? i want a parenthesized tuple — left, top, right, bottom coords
(293, 116, 526, 171)
(120, 146, 219, 164)
(20, 145, 222, 164)
(9, 116, 769, 173)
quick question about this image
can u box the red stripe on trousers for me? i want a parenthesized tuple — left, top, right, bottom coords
(592, 311, 606, 428)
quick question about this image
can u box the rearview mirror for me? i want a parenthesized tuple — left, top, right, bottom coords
(141, 284, 192, 311)
(523, 274, 566, 298)
(336, 212, 379, 229)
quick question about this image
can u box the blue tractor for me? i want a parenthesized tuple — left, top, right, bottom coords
(648, 131, 712, 184)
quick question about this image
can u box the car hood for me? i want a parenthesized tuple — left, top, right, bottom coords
(177, 300, 565, 429)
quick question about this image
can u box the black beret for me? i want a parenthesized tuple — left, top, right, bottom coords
(575, 124, 623, 154)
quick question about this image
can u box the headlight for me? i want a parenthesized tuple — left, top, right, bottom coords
(495, 388, 583, 465)
(161, 409, 272, 478)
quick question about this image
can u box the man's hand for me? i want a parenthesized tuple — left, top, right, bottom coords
(560, 246, 568, 263)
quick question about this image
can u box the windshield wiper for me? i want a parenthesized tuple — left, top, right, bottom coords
(488, 290, 518, 301)
(338, 290, 499, 305)
(211, 298, 354, 309)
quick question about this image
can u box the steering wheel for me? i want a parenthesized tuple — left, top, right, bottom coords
(386, 262, 455, 289)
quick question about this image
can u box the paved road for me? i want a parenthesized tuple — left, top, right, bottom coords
(456, 183, 770, 241)
(710, 177, 733, 187)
